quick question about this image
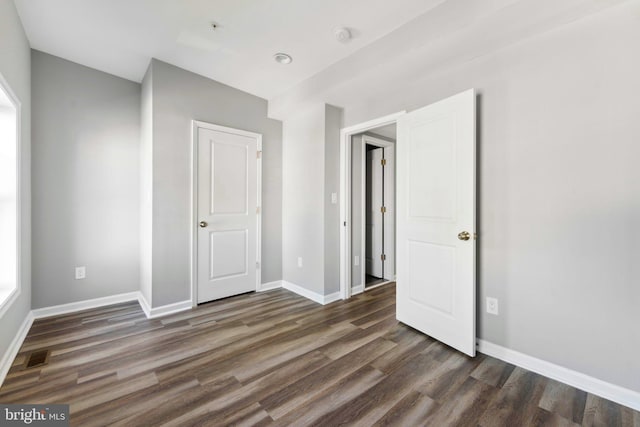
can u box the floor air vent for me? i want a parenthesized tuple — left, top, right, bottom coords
(25, 350, 50, 368)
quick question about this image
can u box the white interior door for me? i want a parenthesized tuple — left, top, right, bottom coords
(197, 125, 259, 304)
(382, 146, 395, 281)
(396, 89, 476, 356)
(366, 147, 384, 278)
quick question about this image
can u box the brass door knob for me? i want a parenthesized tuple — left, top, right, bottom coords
(199, 221, 208, 228)
(457, 231, 470, 241)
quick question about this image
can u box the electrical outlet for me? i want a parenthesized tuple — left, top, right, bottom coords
(297, 257, 303, 268)
(75, 266, 86, 280)
(486, 297, 499, 315)
(354, 255, 360, 266)
(331, 192, 338, 204)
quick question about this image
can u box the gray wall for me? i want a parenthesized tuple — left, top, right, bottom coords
(282, 104, 326, 294)
(273, 1, 640, 392)
(0, 0, 31, 363)
(31, 51, 141, 308)
(139, 64, 153, 305)
(323, 105, 342, 295)
(149, 59, 282, 306)
(282, 103, 342, 296)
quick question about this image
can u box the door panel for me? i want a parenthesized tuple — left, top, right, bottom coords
(211, 142, 248, 214)
(197, 126, 258, 304)
(396, 89, 476, 356)
(209, 229, 248, 280)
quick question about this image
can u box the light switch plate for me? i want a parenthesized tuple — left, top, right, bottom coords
(486, 297, 499, 315)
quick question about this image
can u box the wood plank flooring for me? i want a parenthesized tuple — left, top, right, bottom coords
(1, 284, 638, 426)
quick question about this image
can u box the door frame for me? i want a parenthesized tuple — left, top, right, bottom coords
(361, 135, 395, 290)
(339, 111, 405, 300)
(190, 120, 263, 307)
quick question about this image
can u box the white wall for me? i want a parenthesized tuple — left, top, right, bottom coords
(0, 0, 31, 362)
(272, 0, 640, 392)
(31, 51, 141, 308)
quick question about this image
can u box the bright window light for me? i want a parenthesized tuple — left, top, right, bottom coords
(0, 73, 20, 317)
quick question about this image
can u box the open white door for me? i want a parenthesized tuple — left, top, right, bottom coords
(196, 124, 260, 304)
(366, 148, 384, 278)
(396, 89, 476, 356)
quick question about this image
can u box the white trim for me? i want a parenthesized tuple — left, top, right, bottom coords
(190, 121, 263, 307)
(0, 289, 20, 320)
(137, 291, 151, 318)
(32, 292, 140, 319)
(477, 339, 640, 412)
(358, 134, 395, 288)
(351, 284, 364, 295)
(363, 280, 393, 292)
(323, 291, 341, 305)
(282, 281, 341, 305)
(340, 112, 406, 302)
(0, 71, 22, 319)
(0, 311, 33, 386)
(139, 297, 192, 319)
(257, 280, 282, 292)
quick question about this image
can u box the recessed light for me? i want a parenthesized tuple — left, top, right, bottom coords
(274, 53, 292, 65)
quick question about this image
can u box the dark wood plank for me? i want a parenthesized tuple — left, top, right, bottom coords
(0, 283, 637, 427)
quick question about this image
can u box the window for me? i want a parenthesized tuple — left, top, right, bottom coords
(0, 73, 20, 316)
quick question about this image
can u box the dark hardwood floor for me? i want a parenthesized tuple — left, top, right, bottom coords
(0, 283, 638, 426)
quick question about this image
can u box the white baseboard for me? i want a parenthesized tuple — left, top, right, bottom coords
(352, 284, 364, 295)
(323, 291, 341, 304)
(257, 280, 282, 292)
(32, 292, 140, 319)
(0, 311, 34, 386)
(137, 292, 151, 318)
(477, 339, 640, 412)
(137, 293, 191, 319)
(282, 281, 341, 305)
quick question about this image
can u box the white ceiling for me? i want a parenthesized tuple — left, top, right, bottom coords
(14, 0, 446, 99)
(369, 123, 396, 140)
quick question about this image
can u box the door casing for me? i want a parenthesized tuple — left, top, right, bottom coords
(361, 135, 395, 287)
(190, 120, 262, 307)
(339, 112, 406, 300)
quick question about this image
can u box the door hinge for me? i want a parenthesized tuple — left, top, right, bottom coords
(381, 254, 386, 261)
(381, 158, 387, 166)
(380, 206, 386, 213)
(256, 261, 260, 269)
(257, 151, 262, 159)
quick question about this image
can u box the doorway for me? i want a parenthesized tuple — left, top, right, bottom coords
(339, 111, 405, 300)
(339, 89, 477, 357)
(352, 131, 396, 293)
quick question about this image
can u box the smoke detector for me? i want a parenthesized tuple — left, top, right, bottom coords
(334, 27, 352, 43)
